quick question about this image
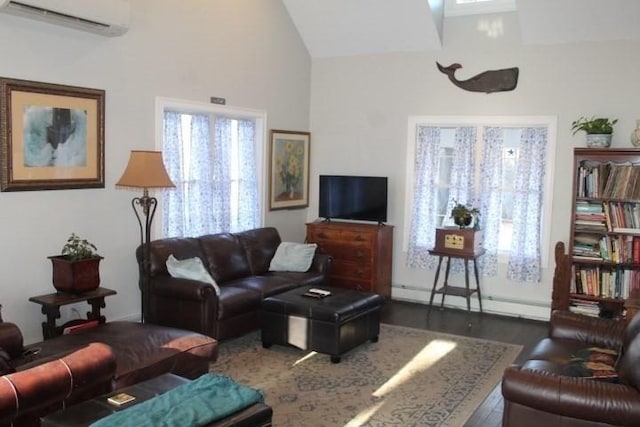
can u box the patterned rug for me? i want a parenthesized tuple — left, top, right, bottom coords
(211, 324, 522, 427)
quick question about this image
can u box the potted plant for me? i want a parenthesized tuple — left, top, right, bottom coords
(48, 233, 103, 294)
(450, 200, 480, 229)
(571, 116, 618, 148)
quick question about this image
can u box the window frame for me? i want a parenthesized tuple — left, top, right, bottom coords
(154, 96, 268, 236)
(404, 115, 557, 268)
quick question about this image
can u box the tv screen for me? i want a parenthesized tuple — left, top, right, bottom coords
(319, 175, 388, 223)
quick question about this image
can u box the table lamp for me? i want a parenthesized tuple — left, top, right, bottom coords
(116, 150, 175, 323)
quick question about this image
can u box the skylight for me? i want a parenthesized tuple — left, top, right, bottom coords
(445, 0, 516, 17)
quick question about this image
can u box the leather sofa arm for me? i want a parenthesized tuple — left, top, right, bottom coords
(309, 253, 332, 274)
(502, 365, 640, 426)
(147, 276, 218, 337)
(0, 342, 115, 424)
(150, 276, 218, 301)
(549, 310, 625, 349)
(0, 322, 23, 359)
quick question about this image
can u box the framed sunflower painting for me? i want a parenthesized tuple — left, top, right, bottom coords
(269, 129, 310, 210)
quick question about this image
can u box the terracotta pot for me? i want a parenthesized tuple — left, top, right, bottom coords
(48, 255, 103, 294)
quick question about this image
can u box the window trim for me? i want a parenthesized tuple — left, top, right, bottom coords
(404, 115, 557, 268)
(154, 96, 268, 236)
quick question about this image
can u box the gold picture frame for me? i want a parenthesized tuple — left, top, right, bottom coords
(0, 77, 105, 191)
(269, 129, 310, 210)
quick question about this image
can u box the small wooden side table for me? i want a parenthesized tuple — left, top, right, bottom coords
(29, 287, 117, 340)
(427, 248, 485, 314)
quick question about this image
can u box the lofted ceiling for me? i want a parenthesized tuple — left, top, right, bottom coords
(282, 0, 640, 58)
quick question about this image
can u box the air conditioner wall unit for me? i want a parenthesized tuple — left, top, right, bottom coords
(0, 0, 130, 37)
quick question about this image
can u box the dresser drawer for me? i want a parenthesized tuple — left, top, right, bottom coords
(317, 244, 371, 262)
(330, 260, 372, 281)
(308, 227, 375, 245)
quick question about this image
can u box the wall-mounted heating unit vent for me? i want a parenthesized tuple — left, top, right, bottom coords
(0, 0, 130, 37)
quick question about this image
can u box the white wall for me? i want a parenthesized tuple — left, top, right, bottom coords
(0, 0, 311, 344)
(308, 12, 640, 320)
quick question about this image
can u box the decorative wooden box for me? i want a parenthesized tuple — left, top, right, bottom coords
(434, 228, 483, 256)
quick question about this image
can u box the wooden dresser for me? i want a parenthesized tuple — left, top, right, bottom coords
(306, 221, 393, 298)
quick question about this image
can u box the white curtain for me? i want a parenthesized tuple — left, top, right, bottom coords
(162, 111, 259, 238)
(477, 127, 503, 277)
(446, 127, 477, 222)
(407, 124, 548, 283)
(407, 126, 476, 270)
(507, 127, 547, 282)
(407, 126, 441, 268)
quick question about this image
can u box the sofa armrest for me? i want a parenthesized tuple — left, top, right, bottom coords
(0, 322, 23, 359)
(0, 342, 115, 424)
(147, 276, 218, 337)
(309, 253, 332, 275)
(502, 365, 640, 426)
(549, 310, 626, 349)
(150, 276, 218, 301)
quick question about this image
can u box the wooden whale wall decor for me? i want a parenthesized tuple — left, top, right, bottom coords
(436, 62, 519, 93)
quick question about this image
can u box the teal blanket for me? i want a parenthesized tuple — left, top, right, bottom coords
(90, 374, 264, 427)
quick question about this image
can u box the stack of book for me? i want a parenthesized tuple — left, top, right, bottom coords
(569, 299, 601, 317)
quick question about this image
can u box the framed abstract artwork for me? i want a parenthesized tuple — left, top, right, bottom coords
(0, 77, 105, 191)
(269, 129, 310, 210)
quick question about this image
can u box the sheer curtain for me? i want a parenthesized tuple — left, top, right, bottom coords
(407, 126, 441, 268)
(234, 118, 260, 231)
(407, 123, 548, 282)
(507, 127, 547, 282)
(446, 127, 477, 219)
(162, 111, 259, 238)
(477, 127, 503, 277)
(407, 126, 476, 269)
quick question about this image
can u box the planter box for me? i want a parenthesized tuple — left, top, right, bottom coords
(48, 256, 103, 294)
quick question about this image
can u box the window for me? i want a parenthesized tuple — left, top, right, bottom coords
(404, 116, 557, 282)
(156, 98, 266, 238)
(433, 127, 522, 252)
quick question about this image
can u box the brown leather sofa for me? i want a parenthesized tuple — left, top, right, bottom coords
(502, 310, 640, 427)
(0, 342, 115, 427)
(140, 227, 332, 340)
(0, 317, 218, 426)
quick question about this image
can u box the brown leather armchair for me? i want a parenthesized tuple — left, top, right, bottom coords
(502, 310, 640, 427)
(0, 319, 115, 427)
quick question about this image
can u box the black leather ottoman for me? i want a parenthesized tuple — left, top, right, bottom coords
(261, 286, 384, 363)
(41, 373, 273, 427)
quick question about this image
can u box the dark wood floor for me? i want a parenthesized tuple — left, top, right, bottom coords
(380, 299, 549, 427)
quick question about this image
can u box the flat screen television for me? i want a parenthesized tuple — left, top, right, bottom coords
(319, 175, 388, 223)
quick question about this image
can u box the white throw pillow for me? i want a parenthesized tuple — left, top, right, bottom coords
(269, 242, 318, 272)
(166, 254, 220, 295)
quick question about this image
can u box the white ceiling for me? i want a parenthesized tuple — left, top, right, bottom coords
(282, 0, 640, 58)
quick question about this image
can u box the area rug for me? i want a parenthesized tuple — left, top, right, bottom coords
(211, 324, 522, 427)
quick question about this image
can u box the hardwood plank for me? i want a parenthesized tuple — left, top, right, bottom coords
(380, 300, 548, 427)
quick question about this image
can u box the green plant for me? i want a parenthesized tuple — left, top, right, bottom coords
(450, 200, 480, 219)
(60, 233, 99, 261)
(571, 116, 618, 135)
(450, 200, 480, 229)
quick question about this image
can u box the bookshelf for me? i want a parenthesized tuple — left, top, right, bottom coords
(566, 148, 640, 320)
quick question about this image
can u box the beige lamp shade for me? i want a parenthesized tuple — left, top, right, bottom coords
(116, 150, 175, 189)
